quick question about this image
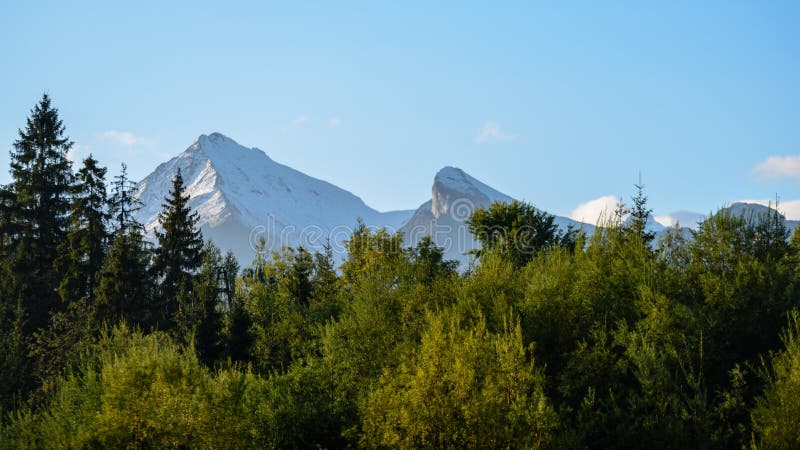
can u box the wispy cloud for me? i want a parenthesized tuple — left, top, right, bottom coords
(752, 155, 800, 181)
(100, 130, 154, 146)
(292, 115, 311, 125)
(328, 116, 343, 127)
(570, 195, 621, 225)
(475, 121, 516, 143)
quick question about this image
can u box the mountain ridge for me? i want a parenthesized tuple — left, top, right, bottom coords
(134, 133, 797, 268)
(135, 132, 414, 265)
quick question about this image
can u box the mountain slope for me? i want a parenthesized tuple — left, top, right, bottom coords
(135, 132, 413, 264)
(721, 202, 799, 232)
(399, 166, 591, 266)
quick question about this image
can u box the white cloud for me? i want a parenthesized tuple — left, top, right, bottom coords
(570, 195, 622, 225)
(739, 198, 800, 221)
(653, 211, 706, 229)
(328, 116, 343, 127)
(292, 115, 311, 125)
(100, 130, 154, 146)
(752, 155, 800, 181)
(654, 215, 677, 228)
(475, 121, 516, 143)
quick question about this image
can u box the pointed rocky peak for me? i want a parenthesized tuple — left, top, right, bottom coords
(430, 166, 513, 219)
(184, 132, 270, 163)
(190, 132, 239, 148)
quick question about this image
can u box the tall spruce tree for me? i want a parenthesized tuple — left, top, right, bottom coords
(109, 163, 143, 235)
(151, 169, 203, 329)
(626, 178, 656, 245)
(30, 156, 110, 394)
(194, 242, 226, 365)
(7, 94, 73, 333)
(94, 163, 152, 328)
(95, 231, 153, 328)
(55, 155, 109, 306)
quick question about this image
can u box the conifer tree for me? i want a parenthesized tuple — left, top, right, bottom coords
(7, 94, 73, 333)
(108, 163, 143, 235)
(151, 169, 203, 329)
(55, 155, 109, 306)
(94, 164, 152, 328)
(95, 230, 153, 328)
(0, 186, 17, 251)
(194, 242, 226, 365)
(626, 179, 656, 245)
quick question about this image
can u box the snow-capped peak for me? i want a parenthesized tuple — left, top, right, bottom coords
(134, 133, 413, 265)
(431, 166, 512, 219)
(434, 166, 511, 202)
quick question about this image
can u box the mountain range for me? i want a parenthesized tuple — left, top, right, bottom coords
(134, 133, 796, 267)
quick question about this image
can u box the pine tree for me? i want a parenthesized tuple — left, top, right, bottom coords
(194, 242, 226, 365)
(7, 94, 73, 333)
(55, 155, 109, 306)
(108, 163, 143, 235)
(95, 228, 153, 328)
(29, 156, 110, 394)
(151, 169, 203, 329)
(627, 178, 656, 245)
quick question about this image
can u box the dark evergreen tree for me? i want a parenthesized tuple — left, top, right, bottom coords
(95, 230, 153, 328)
(0, 186, 17, 251)
(0, 298, 27, 412)
(55, 155, 109, 306)
(30, 156, 109, 395)
(221, 250, 239, 310)
(151, 169, 203, 329)
(221, 250, 250, 364)
(6, 94, 73, 333)
(194, 242, 226, 365)
(108, 163, 143, 235)
(626, 178, 656, 245)
(93, 164, 153, 329)
(226, 294, 252, 364)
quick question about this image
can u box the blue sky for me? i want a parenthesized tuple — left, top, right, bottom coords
(1, 1, 798, 221)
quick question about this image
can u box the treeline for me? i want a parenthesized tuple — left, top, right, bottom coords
(1, 95, 800, 448)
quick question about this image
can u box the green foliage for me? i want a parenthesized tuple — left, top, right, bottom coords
(688, 209, 795, 387)
(1, 326, 266, 448)
(152, 169, 204, 328)
(751, 310, 800, 449)
(6, 94, 73, 334)
(54, 154, 109, 306)
(243, 242, 346, 374)
(193, 241, 227, 365)
(468, 199, 575, 268)
(95, 229, 154, 329)
(362, 311, 556, 449)
(4, 95, 800, 448)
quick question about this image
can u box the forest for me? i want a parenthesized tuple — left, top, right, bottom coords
(1, 95, 799, 449)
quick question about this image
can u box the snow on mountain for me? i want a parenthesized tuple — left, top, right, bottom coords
(654, 211, 706, 230)
(135, 132, 413, 265)
(721, 202, 799, 232)
(133, 134, 797, 271)
(655, 203, 799, 233)
(399, 166, 591, 267)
